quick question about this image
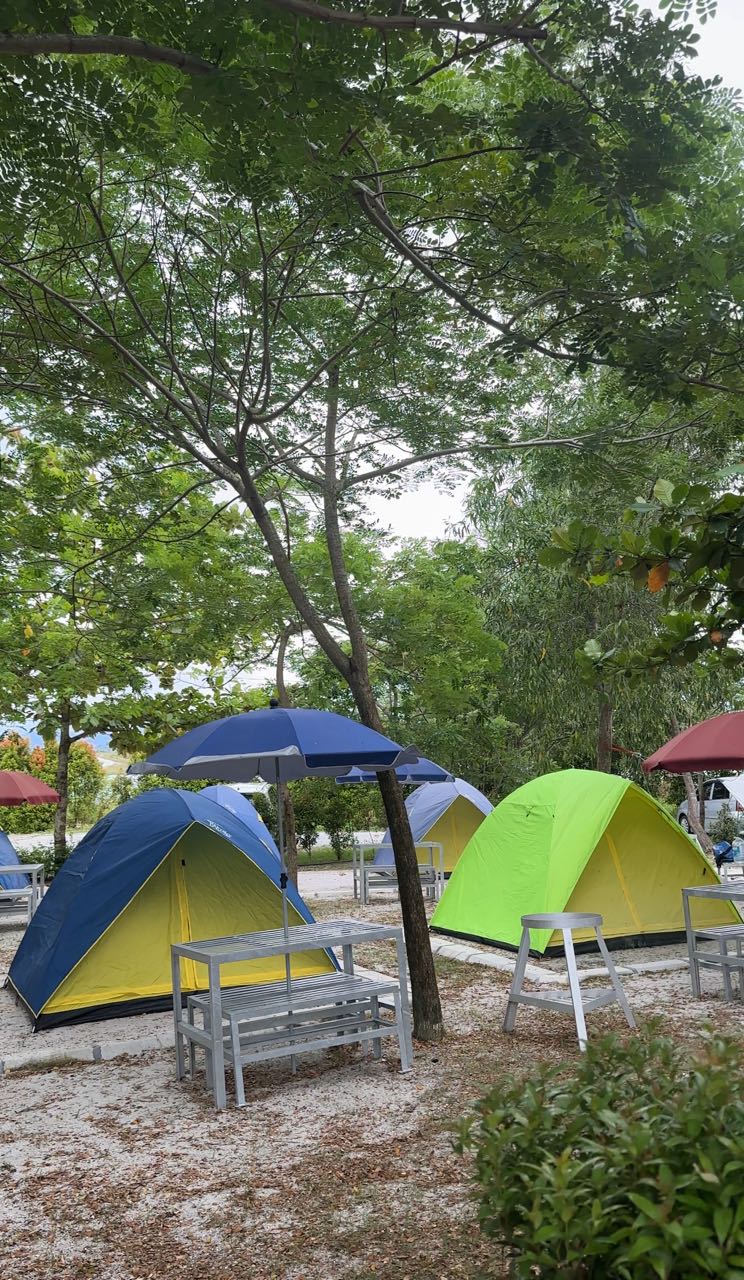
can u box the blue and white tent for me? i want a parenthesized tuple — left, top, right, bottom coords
(374, 778, 492, 873)
(0, 830, 29, 891)
(8, 789, 333, 1030)
(199, 784, 280, 860)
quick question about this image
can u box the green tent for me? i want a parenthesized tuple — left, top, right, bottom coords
(430, 769, 736, 954)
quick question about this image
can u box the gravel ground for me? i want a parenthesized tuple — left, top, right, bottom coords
(2, 880, 744, 1279)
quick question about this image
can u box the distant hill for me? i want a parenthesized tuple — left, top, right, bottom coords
(95, 748, 129, 776)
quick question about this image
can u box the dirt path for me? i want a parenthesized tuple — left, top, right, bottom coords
(3, 901, 744, 1279)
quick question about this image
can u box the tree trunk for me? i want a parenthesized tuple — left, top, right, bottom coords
(317, 365, 442, 1041)
(596, 689, 613, 772)
(698, 772, 706, 830)
(232, 372, 443, 1041)
(669, 716, 714, 856)
(351, 674, 444, 1042)
(682, 771, 713, 855)
(53, 705, 71, 869)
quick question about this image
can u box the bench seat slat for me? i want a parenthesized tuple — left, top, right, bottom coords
(693, 925, 744, 939)
(188, 973, 399, 1018)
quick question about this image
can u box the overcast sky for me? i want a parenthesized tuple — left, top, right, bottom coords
(365, 0, 744, 542)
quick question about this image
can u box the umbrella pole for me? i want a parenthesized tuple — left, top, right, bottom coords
(275, 765, 292, 1001)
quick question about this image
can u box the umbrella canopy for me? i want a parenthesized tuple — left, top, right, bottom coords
(644, 712, 744, 774)
(336, 757, 453, 786)
(128, 707, 419, 783)
(0, 771, 60, 806)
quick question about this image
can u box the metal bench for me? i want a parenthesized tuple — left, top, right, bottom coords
(353, 842, 444, 905)
(0, 863, 45, 925)
(686, 923, 744, 1000)
(184, 971, 412, 1106)
(720, 862, 744, 881)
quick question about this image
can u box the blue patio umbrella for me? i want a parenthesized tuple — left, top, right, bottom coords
(129, 705, 421, 992)
(336, 757, 453, 786)
(129, 706, 418, 784)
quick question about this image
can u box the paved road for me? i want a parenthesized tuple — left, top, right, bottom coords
(298, 866, 354, 899)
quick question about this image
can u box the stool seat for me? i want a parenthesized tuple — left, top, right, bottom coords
(503, 911, 636, 1051)
(521, 912, 602, 931)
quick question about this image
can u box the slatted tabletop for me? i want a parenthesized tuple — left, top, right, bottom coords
(684, 882, 744, 900)
(171, 917, 403, 965)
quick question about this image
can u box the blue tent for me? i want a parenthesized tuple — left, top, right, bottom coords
(374, 779, 492, 874)
(8, 789, 333, 1030)
(199, 784, 280, 860)
(336, 758, 453, 785)
(0, 830, 29, 891)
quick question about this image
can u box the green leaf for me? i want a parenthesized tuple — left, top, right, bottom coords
(653, 479, 676, 507)
(715, 1205, 733, 1243)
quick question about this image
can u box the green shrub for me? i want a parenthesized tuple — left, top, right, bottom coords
(18, 843, 64, 879)
(456, 1027, 744, 1279)
(710, 810, 742, 846)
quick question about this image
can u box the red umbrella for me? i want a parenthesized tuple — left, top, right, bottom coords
(643, 712, 744, 774)
(0, 771, 60, 805)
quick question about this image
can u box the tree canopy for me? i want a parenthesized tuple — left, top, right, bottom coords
(0, 419, 276, 850)
(3, 0, 744, 1041)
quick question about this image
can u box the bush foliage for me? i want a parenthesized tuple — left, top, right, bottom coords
(457, 1027, 744, 1279)
(104, 775, 382, 860)
(18, 843, 66, 879)
(709, 809, 742, 846)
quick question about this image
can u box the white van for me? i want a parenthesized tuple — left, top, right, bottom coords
(677, 776, 744, 833)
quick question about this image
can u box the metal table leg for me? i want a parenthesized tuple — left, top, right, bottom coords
(229, 1015, 246, 1107)
(208, 957, 227, 1110)
(720, 937, 734, 1001)
(562, 928, 588, 1052)
(595, 926, 636, 1029)
(394, 930, 414, 1069)
(171, 948, 185, 1081)
(371, 995, 382, 1060)
(503, 926, 531, 1034)
(683, 890, 701, 998)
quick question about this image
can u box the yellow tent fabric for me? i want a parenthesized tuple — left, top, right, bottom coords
(424, 796, 488, 873)
(46, 825, 334, 1018)
(431, 769, 737, 954)
(375, 779, 492, 874)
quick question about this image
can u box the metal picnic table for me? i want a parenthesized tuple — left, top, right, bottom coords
(682, 881, 744, 999)
(171, 918, 413, 1109)
(352, 841, 445, 905)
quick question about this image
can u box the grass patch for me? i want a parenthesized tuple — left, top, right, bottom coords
(297, 845, 355, 866)
(5, 1053, 95, 1078)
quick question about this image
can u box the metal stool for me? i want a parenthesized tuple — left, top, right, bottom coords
(503, 912, 637, 1051)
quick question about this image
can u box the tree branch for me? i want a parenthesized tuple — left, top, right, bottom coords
(263, 0, 546, 39)
(350, 142, 526, 182)
(345, 417, 709, 487)
(322, 363, 370, 678)
(0, 34, 217, 75)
